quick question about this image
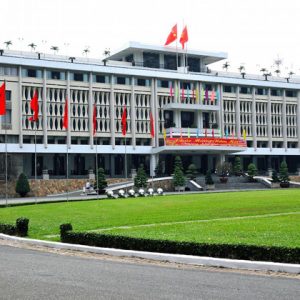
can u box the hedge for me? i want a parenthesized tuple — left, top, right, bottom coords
(0, 218, 29, 237)
(60, 225, 300, 264)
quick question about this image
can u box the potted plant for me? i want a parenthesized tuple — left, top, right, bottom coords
(271, 169, 280, 188)
(173, 165, 186, 192)
(233, 157, 243, 176)
(279, 161, 290, 188)
(247, 163, 257, 182)
(96, 168, 108, 194)
(186, 163, 197, 181)
(205, 170, 215, 190)
(216, 161, 232, 183)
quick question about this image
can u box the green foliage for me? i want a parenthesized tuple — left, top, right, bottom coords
(134, 164, 148, 189)
(272, 170, 280, 183)
(216, 161, 232, 177)
(205, 170, 214, 185)
(60, 227, 300, 264)
(173, 166, 186, 187)
(279, 161, 290, 183)
(15, 173, 30, 197)
(233, 156, 242, 175)
(96, 168, 108, 191)
(174, 156, 183, 171)
(155, 160, 164, 177)
(16, 217, 29, 237)
(0, 222, 16, 235)
(186, 164, 197, 180)
(247, 163, 257, 179)
(60, 223, 73, 236)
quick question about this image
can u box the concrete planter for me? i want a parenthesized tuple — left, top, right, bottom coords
(174, 186, 185, 192)
(206, 184, 215, 190)
(280, 182, 290, 188)
(271, 182, 280, 188)
(219, 177, 228, 183)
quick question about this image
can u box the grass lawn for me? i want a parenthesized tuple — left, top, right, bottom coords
(0, 189, 299, 247)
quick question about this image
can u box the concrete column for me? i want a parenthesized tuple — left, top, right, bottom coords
(236, 86, 241, 138)
(282, 90, 287, 151)
(218, 83, 224, 136)
(42, 69, 47, 148)
(131, 77, 136, 149)
(18, 66, 23, 147)
(252, 87, 257, 150)
(267, 88, 272, 150)
(153, 78, 159, 148)
(110, 154, 115, 177)
(66, 71, 71, 147)
(150, 154, 157, 177)
(109, 75, 115, 149)
(297, 91, 300, 149)
(89, 72, 93, 148)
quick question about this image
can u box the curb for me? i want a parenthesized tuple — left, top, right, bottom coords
(1, 234, 299, 274)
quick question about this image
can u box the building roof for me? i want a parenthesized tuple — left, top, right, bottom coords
(107, 41, 228, 65)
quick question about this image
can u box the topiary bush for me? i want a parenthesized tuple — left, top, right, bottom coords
(186, 164, 197, 180)
(15, 173, 30, 197)
(247, 163, 257, 181)
(16, 217, 29, 237)
(272, 170, 280, 183)
(173, 166, 186, 187)
(60, 223, 73, 236)
(134, 164, 148, 189)
(205, 170, 214, 185)
(233, 156, 242, 175)
(279, 161, 290, 183)
(96, 168, 108, 193)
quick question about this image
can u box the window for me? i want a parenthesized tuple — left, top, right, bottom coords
(73, 73, 83, 81)
(137, 78, 146, 86)
(223, 85, 235, 93)
(125, 54, 134, 63)
(5, 90, 11, 101)
(158, 80, 169, 88)
(256, 88, 267, 95)
(27, 69, 37, 77)
(51, 71, 60, 80)
(204, 84, 212, 91)
(286, 90, 297, 97)
(0, 66, 18, 76)
(164, 55, 177, 70)
(271, 89, 282, 96)
(240, 86, 251, 94)
(94, 75, 106, 83)
(143, 52, 159, 68)
(116, 77, 126, 85)
(187, 57, 200, 72)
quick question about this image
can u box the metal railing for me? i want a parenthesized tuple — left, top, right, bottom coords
(166, 127, 221, 138)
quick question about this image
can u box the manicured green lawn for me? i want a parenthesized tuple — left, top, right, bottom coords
(0, 189, 299, 247)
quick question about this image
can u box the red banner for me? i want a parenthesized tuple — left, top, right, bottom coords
(166, 137, 247, 147)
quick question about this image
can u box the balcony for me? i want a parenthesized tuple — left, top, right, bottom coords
(166, 127, 221, 138)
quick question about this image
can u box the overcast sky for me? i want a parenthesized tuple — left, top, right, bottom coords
(1, 0, 300, 75)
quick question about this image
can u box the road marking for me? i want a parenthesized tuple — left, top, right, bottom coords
(92, 211, 300, 232)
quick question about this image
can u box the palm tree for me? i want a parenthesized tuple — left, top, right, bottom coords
(274, 69, 281, 76)
(50, 46, 59, 55)
(83, 47, 90, 57)
(28, 43, 37, 51)
(260, 67, 267, 74)
(103, 48, 110, 57)
(69, 57, 75, 63)
(4, 40, 12, 49)
(222, 61, 230, 72)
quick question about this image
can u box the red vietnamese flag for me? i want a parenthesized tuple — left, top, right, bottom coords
(0, 82, 6, 115)
(150, 112, 155, 138)
(93, 104, 97, 135)
(63, 98, 68, 129)
(179, 26, 188, 49)
(29, 90, 39, 122)
(121, 106, 127, 136)
(164, 24, 177, 46)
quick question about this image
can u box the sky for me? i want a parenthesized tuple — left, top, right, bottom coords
(1, 0, 300, 75)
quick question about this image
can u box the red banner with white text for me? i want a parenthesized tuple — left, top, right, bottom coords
(166, 137, 247, 147)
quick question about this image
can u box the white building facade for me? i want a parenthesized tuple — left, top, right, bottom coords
(0, 42, 299, 179)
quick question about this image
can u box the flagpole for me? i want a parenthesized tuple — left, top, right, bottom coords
(5, 113, 8, 206)
(124, 136, 127, 180)
(66, 131, 69, 202)
(95, 138, 98, 198)
(34, 122, 37, 204)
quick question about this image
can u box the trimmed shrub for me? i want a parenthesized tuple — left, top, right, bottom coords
(96, 168, 108, 192)
(279, 161, 290, 183)
(205, 170, 214, 185)
(134, 164, 148, 189)
(15, 173, 30, 197)
(60, 226, 300, 264)
(233, 157, 242, 175)
(174, 156, 183, 171)
(272, 170, 280, 183)
(60, 223, 73, 236)
(247, 163, 257, 181)
(173, 166, 185, 187)
(0, 223, 16, 235)
(16, 217, 29, 237)
(186, 164, 197, 180)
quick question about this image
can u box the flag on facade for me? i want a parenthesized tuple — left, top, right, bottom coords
(63, 98, 68, 129)
(121, 106, 127, 136)
(169, 82, 173, 97)
(170, 127, 173, 138)
(243, 129, 246, 140)
(0, 82, 6, 115)
(150, 112, 155, 138)
(179, 26, 188, 49)
(195, 86, 199, 103)
(191, 84, 195, 100)
(164, 24, 177, 46)
(163, 127, 167, 140)
(205, 88, 209, 103)
(201, 88, 205, 104)
(181, 85, 185, 101)
(29, 90, 39, 122)
(186, 85, 190, 100)
(93, 104, 97, 135)
(211, 90, 215, 104)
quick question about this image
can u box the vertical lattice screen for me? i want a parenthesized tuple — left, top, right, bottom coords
(286, 104, 297, 138)
(256, 102, 267, 137)
(71, 89, 89, 132)
(115, 93, 131, 134)
(240, 101, 252, 136)
(271, 103, 282, 137)
(208, 112, 217, 128)
(47, 88, 66, 131)
(158, 95, 172, 133)
(93, 91, 110, 133)
(135, 94, 151, 134)
(223, 100, 236, 135)
(22, 86, 43, 130)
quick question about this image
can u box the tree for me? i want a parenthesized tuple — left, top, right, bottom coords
(96, 168, 107, 193)
(233, 156, 242, 175)
(174, 156, 183, 171)
(155, 160, 164, 177)
(271, 170, 280, 183)
(28, 43, 37, 51)
(247, 163, 257, 181)
(50, 46, 59, 54)
(222, 61, 230, 72)
(279, 161, 290, 183)
(83, 47, 90, 57)
(15, 173, 30, 197)
(134, 164, 148, 189)
(173, 166, 185, 187)
(186, 164, 197, 180)
(205, 170, 214, 185)
(4, 40, 12, 49)
(216, 161, 232, 177)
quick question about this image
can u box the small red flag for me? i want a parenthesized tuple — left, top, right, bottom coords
(150, 112, 155, 138)
(0, 82, 6, 115)
(63, 98, 68, 129)
(179, 26, 188, 49)
(121, 106, 127, 136)
(93, 104, 97, 135)
(164, 24, 177, 46)
(29, 90, 39, 122)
